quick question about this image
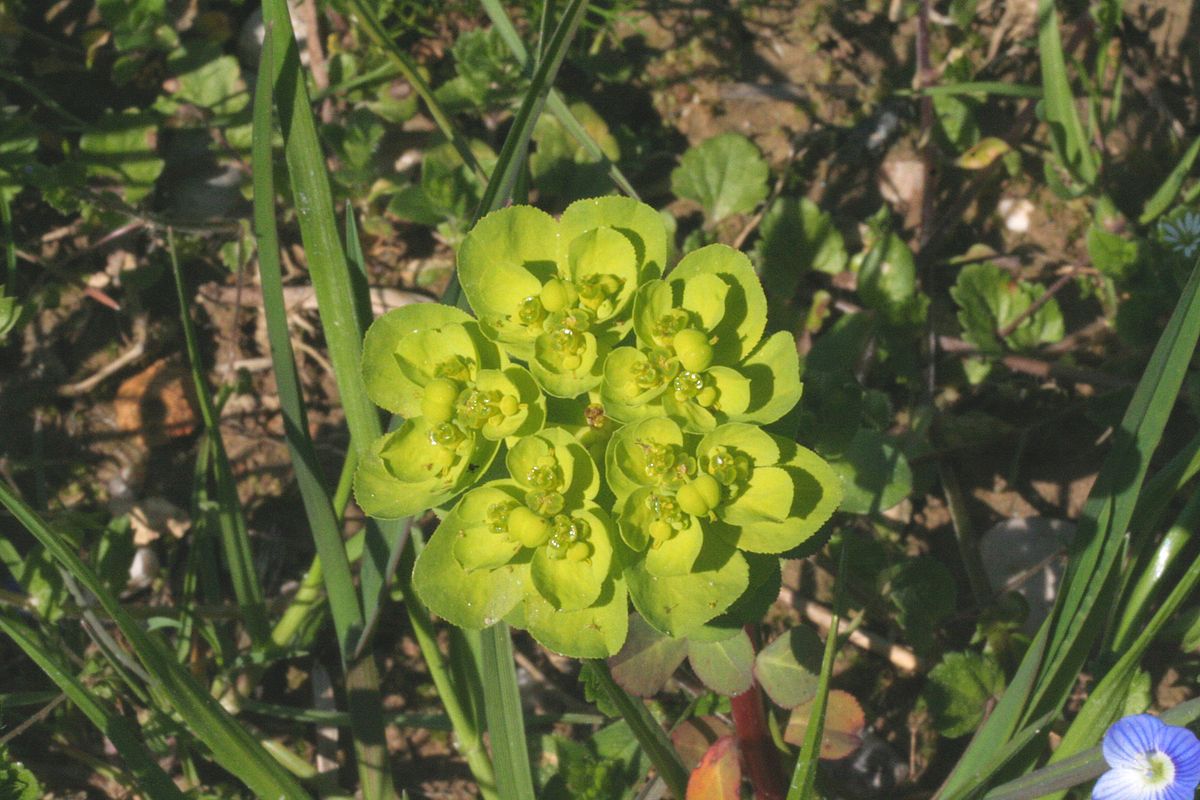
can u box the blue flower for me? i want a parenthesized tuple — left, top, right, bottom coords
(1093, 714, 1200, 800)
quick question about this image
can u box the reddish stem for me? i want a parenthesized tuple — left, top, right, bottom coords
(731, 626, 786, 800)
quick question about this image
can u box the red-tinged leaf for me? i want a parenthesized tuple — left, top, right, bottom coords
(784, 689, 866, 760)
(686, 735, 741, 800)
(609, 613, 688, 696)
(671, 715, 735, 770)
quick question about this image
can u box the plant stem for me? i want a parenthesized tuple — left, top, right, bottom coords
(732, 625, 786, 800)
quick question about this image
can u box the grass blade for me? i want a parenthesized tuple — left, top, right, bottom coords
(787, 541, 850, 800)
(261, 0, 381, 455)
(0, 483, 309, 799)
(167, 229, 270, 646)
(342, 0, 485, 180)
(1139, 133, 1200, 223)
(478, 0, 640, 199)
(252, 34, 395, 798)
(938, 256, 1200, 795)
(0, 613, 188, 800)
(586, 660, 689, 798)
(480, 623, 536, 799)
(473, 0, 590, 220)
(1034, 489, 1200, 800)
(259, 3, 493, 794)
(1036, 0, 1098, 185)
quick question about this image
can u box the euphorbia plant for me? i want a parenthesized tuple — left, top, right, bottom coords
(355, 195, 842, 658)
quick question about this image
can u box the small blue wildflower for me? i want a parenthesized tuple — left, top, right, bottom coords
(1093, 714, 1200, 800)
(1159, 211, 1200, 259)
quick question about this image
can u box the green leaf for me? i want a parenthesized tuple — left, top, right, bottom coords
(323, 107, 387, 189)
(166, 45, 248, 117)
(518, 573, 630, 658)
(450, 27, 529, 109)
(827, 428, 912, 515)
(560, 196, 669, 284)
(858, 233, 924, 325)
(754, 625, 823, 709)
(733, 331, 803, 425)
(668, 244, 768, 363)
(756, 197, 847, 299)
(458, 205, 558, 348)
(950, 262, 1064, 352)
(609, 612, 689, 696)
(354, 421, 498, 519)
(361, 303, 481, 416)
(413, 501, 530, 629)
(626, 540, 749, 638)
(531, 101, 620, 204)
(923, 651, 1007, 738)
(687, 629, 755, 696)
(882, 557, 956, 656)
(78, 109, 164, 203)
(529, 506, 615, 611)
(671, 133, 769, 223)
(1086, 224, 1140, 282)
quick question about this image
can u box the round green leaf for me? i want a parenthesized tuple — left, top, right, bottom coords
(361, 303, 477, 416)
(827, 428, 912, 515)
(458, 205, 559, 355)
(605, 416, 688, 501)
(561, 196, 670, 284)
(737, 330, 803, 425)
(412, 506, 529, 629)
(530, 506, 615, 611)
(643, 516, 704, 577)
(474, 366, 546, 441)
(600, 346, 671, 423)
(451, 484, 525, 571)
(353, 423, 497, 519)
(670, 132, 769, 223)
(508, 427, 599, 505)
(565, 226, 638, 325)
(687, 629, 754, 696)
(754, 625, 823, 709)
(625, 540, 749, 638)
(609, 612, 689, 697)
(532, 328, 605, 398)
(669, 245, 766, 363)
(721, 466, 793, 526)
(517, 573, 630, 658)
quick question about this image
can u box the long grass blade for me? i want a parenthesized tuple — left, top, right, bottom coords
(1036, 0, 1098, 185)
(938, 256, 1200, 795)
(586, 660, 689, 798)
(1035, 488, 1200, 800)
(478, 0, 639, 199)
(261, 0, 381, 455)
(0, 613, 187, 800)
(342, 0, 485, 180)
(167, 229, 270, 645)
(480, 623, 536, 799)
(259, 3, 493, 794)
(786, 541, 850, 800)
(1139, 133, 1200, 223)
(0, 483, 309, 799)
(252, 34, 396, 798)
